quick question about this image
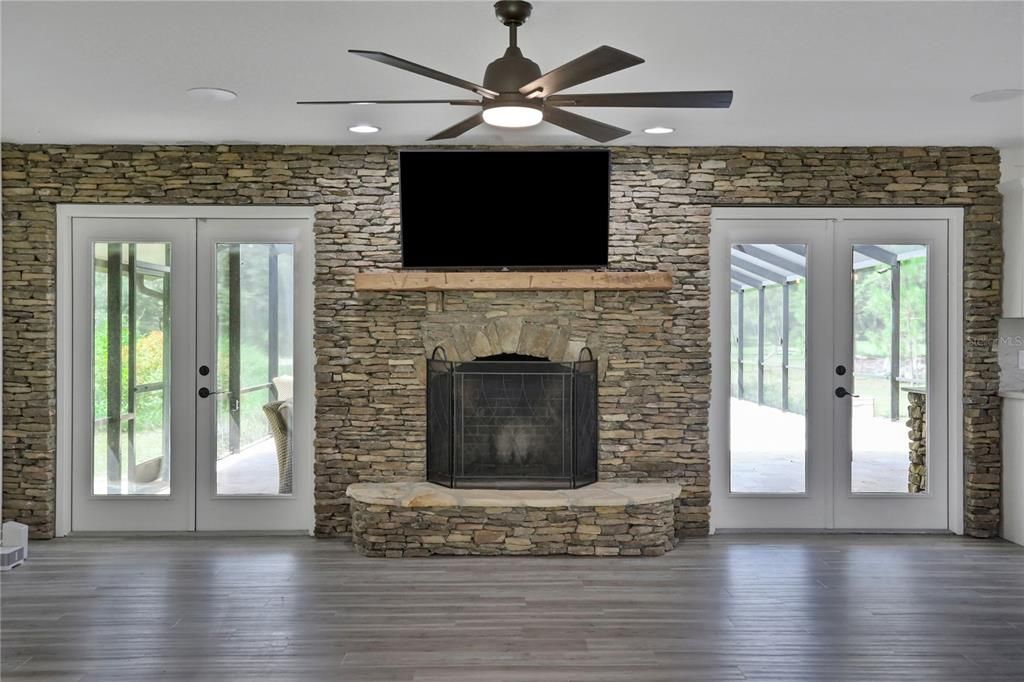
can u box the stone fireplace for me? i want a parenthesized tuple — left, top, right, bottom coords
(345, 296, 684, 557)
(425, 350, 598, 489)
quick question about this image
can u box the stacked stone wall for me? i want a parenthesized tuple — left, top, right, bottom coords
(908, 391, 928, 493)
(1, 144, 1002, 538)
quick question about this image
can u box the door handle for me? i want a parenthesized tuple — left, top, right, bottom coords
(197, 387, 225, 399)
(834, 387, 860, 398)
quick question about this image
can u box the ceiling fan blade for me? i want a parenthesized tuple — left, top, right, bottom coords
(426, 112, 485, 141)
(350, 50, 498, 99)
(542, 107, 629, 143)
(546, 90, 734, 109)
(296, 99, 480, 105)
(519, 46, 644, 99)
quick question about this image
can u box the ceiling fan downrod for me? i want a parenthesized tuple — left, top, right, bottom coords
(496, 1, 532, 49)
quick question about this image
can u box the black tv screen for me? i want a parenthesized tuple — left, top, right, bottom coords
(400, 150, 610, 269)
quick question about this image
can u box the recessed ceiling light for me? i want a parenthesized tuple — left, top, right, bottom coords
(186, 87, 237, 102)
(970, 89, 1024, 103)
(643, 126, 675, 135)
(348, 124, 380, 134)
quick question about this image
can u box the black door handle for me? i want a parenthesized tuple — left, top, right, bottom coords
(835, 387, 860, 398)
(198, 387, 225, 399)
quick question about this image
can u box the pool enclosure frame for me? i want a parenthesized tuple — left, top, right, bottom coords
(731, 242, 923, 421)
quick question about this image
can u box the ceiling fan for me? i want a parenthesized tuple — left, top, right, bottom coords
(297, 0, 733, 143)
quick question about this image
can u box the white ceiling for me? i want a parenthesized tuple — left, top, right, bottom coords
(2, 1, 1023, 147)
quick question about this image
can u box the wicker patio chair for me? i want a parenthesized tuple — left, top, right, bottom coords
(262, 400, 293, 495)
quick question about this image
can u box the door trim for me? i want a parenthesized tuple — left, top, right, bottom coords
(55, 204, 317, 537)
(709, 207, 964, 534)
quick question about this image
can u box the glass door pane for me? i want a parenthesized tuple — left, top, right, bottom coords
(850, 244, 928, 493)
(729, 243, 808, 493)
(213, 243, 295, 495)
(91, 242, 172, 495)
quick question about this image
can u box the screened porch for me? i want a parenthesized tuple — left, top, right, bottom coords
(729, 242, 929, 494)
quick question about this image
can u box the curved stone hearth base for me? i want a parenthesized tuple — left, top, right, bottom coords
(347, 482, 681, 557)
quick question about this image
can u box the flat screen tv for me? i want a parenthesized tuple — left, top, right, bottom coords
(400, 150, 610, 269)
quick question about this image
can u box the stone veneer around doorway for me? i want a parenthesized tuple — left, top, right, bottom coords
(1, 145, 1003, 539)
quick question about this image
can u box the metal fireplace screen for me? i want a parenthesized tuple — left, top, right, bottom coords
(426, 349, 599, 489)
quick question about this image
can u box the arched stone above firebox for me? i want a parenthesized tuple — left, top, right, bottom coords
(414, 317, 606, 384)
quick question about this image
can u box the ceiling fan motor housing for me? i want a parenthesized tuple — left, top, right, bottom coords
(483, 47, 542, 95)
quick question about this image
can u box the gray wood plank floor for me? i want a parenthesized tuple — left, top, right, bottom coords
(2, 534, 1023, 681)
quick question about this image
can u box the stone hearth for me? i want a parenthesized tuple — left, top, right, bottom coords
(347, 481, 680, 557)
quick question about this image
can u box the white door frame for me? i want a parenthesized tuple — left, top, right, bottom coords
(709, 207, 964, 534)
(55, 204, 317, 536)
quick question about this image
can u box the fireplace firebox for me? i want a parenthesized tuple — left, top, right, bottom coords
(426, 348, 598, 489)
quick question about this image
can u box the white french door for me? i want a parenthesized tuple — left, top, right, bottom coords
(832, 219, 949, 529)
(70, 219, 198, 531)
(194, 219, 314, 531)
(710, 209, 960, 531)
(66, 209, 314, 533)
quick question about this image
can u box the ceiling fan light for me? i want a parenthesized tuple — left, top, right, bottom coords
(348, 124, 380, 134)
(482, 105, 543, 128)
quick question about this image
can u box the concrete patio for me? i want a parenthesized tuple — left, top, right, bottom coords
(730, 398, 913, 494)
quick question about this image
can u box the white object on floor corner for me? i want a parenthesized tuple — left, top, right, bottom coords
(1, 521, 29, 571)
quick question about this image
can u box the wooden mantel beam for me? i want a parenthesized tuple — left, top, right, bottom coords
(354, 271, 673, 292)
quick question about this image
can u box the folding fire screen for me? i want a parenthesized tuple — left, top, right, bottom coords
(426, 348, 598, 489)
